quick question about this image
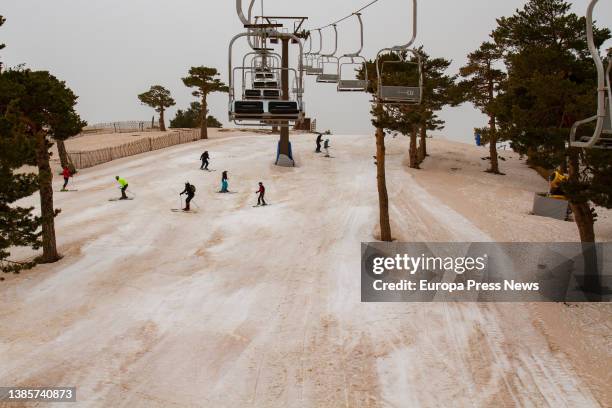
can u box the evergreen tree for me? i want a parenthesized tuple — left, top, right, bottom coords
(0, 68, 85, 263)
(491, 0, 612, 242)
(170, 102, 222, 129)
(458, 41, 507, 174)
(55, 110, 86, 173)
(181, 66, 228, 139)
(0, 75, 41, 275)
(138, 85, 175, 132)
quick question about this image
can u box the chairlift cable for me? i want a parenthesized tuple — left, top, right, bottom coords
(310, 0, 382, 31)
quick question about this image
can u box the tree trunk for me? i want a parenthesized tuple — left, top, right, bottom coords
(487, 115, 501, 174)
(200, 98, 208, 140)
(568, 148, 595, 242)
(376, 127, 392, 242)
(36, 131, 60, 263)
(418, 125, 427, 164)
(409, 127, 419, 169)
(56, 139, 69, 169)
(159, 108, 166, 132)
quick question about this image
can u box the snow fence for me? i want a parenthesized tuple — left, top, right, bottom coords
(68, 129, 201, 169)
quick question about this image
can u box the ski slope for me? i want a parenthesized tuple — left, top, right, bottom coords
(1, 131, 610, 407)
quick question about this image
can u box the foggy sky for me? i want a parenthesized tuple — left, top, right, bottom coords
(2, 0, 611, 143)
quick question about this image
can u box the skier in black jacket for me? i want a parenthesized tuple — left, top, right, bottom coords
(315, 133, 323, 153)
(200, 151, 210, 170)
(180, 182, 196, 211)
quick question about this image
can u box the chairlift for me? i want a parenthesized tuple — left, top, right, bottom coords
(229, 31, 305, 126)
(306, 30, 324, 76)
(303, 35, 313, 71)
(317, 25, 340, 83)
(569, 0, 612, 149)
(375, 0, 422, 105)
(241, 51, 280, 97)
(337, 13, 369, 92)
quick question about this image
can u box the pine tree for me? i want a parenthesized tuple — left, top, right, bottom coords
(170, 102, 222, 129)
(458, 41, 507, 174)
(181, 67, 228, 140)
(0, 78, 42, 275)
(491, 0, 612, 242)
(138, 85, 175, 132)
(0, 68, 84, 263)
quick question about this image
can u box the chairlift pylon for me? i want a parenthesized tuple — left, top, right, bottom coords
(337, 13, 369, 92)
(375, 0, 423, 105)
(569, 0, 612, 149)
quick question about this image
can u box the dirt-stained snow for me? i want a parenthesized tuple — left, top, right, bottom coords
(1, 131, 610, 407)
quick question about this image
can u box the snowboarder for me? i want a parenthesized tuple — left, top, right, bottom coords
(180, 182, 196, 211)
(115, 176, 129, 200)
(220, 171, 229, 193)
(200, 151, 210, 170)
(324, 139, 331, 157)
(61, 166, 73, 191)
(315, 133, 323, 153)
(255, 182, 267, 206)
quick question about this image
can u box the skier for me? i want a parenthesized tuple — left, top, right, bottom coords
(255, 182, 267, 206)
(324, 138, 331, 157)
(115, 176, 129, 200)
(220, 171, 229, 193)
(315, 133, 323, 153)
(180, 182, 196, 211)
(200, 151, 210, 170)
(61, 166, 73, 191)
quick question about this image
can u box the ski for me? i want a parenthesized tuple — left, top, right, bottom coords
(57, 189, 78, 192)
(171, 209, 198, 213)
(109, 197, 134, 201)
(252, 204, 272, 208)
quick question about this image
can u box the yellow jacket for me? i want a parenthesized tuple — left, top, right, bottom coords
(550, 171, 568, 189)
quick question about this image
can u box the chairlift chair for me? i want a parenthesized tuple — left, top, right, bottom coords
(306, 30, 324, 76)
(229, 31, 305, 126)
(569, 0, 612, 149)
(316, 25, 340, 83)
(377, 48, 423, 104)
(375, 0, 422, 105)
(337, 13, 369, 92)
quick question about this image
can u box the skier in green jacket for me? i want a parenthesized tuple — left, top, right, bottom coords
(115, 176, 129, 200)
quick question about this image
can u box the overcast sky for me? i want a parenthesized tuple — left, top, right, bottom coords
(2, 0, 611, 143)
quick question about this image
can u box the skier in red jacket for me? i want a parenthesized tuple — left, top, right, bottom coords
(255, 182, 267, 206)
(61, 166, 72, 191)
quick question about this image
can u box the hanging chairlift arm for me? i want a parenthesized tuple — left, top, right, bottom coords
(343, 13, 364, 58)
(570, 0, 610, 148)
(320, 24, 338, 58)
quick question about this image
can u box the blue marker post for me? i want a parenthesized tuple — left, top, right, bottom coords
(475, 132, 482, 147)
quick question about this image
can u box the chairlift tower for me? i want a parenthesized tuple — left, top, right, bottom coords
(232, 1, 308, 166)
